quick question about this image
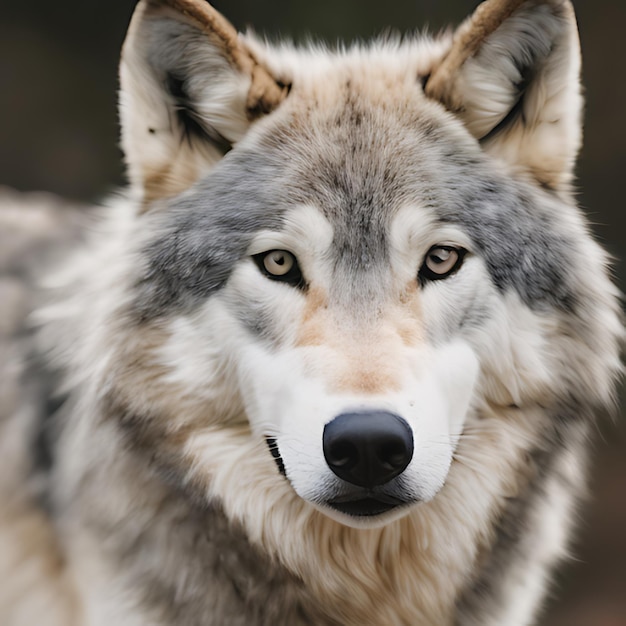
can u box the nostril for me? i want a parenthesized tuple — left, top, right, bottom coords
(326, 440, 358, 469)
(323, 411, 414, 488)
(378, 441, 410, 471)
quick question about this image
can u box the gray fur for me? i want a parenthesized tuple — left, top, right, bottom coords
(138, 96, 581, 322)
(437, 179, 580, 313)
(135, 149, 288, 319)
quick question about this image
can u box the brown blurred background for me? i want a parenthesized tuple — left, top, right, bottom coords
(0, 1, 624, 623)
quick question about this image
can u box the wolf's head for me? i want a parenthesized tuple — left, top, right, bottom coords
(85, 0, 621, 531)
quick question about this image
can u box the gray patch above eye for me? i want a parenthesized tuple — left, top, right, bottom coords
(435, 175, 580, 313)
(132, 150, 288, 320)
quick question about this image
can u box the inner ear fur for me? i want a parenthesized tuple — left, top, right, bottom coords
(119, 0, 288, 207)
(426, 0, 582, 192)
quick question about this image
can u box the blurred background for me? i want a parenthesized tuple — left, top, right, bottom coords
(0, 1, 624, 623)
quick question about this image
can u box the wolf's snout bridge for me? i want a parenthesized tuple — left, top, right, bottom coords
(323, 412, 414, 487)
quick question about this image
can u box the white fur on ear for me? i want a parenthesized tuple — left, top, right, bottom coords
(426, 0, 582, 191)
(119, 0, 287, 207)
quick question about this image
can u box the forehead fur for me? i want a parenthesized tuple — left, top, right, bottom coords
(135, 40, 583, 319)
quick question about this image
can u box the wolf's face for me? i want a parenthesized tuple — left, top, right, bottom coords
(145, 96, 489, 524)
(104, 0, 619, 529)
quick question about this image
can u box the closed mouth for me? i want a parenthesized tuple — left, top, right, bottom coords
(327, 494, 407, 517)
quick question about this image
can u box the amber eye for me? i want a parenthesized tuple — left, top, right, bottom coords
(419, 245, 466, 282)
(253, 250, 304, 288)
(263, 250, 295, 276)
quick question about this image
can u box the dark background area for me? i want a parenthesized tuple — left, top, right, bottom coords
(0, 1, 624, 623)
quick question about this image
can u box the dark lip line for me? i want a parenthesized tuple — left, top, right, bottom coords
(329, 492, 406, 506)
(265, 437, 286, 477)
(326, 497, 408, 517)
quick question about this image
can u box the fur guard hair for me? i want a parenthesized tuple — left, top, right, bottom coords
(0, 1, 622, 625)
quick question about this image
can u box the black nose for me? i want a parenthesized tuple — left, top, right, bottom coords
(323, 412, 413, 488)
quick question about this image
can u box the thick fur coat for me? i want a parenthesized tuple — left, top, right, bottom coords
(0, 1, 622, 625)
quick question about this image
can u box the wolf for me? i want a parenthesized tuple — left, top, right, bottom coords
(0, 0, 622, 624)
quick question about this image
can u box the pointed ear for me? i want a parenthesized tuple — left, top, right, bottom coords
(119, 0, 288, 206)
(425, 0, 582, 191)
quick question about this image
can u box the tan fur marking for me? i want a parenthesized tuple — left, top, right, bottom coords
(297, 287, 328, 347)
(395, 281, 423, 346)
(426, 0, 528, 107)
(333, 361, 400, 395)
(142, 168, 181, 209)
(141, 161, 200, 211)
(296, 285, 424, 394)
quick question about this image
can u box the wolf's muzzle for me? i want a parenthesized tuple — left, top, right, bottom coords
(323, 411, 413, 488)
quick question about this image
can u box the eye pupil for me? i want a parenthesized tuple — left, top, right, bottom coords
(430, 251, 449, 264)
